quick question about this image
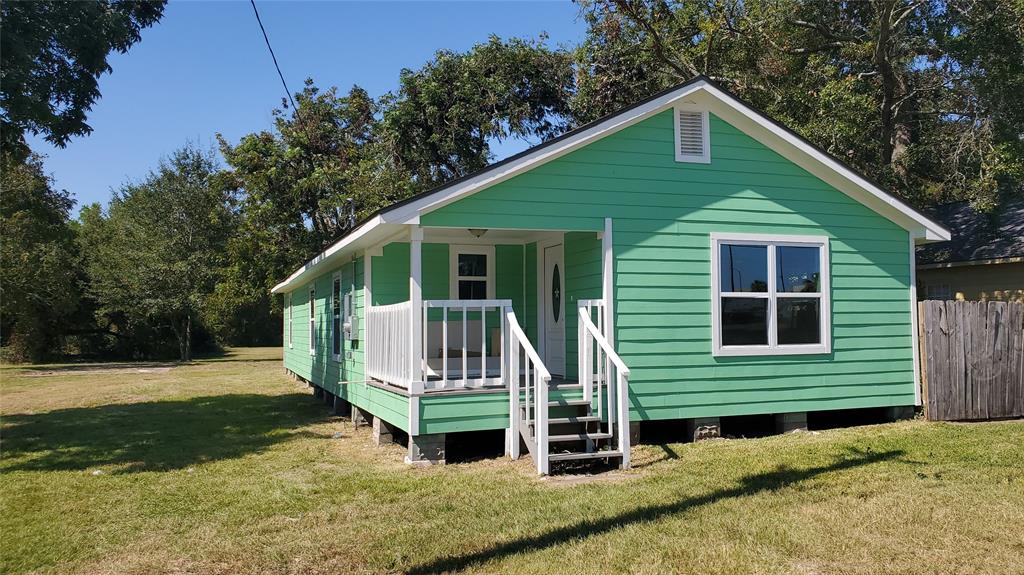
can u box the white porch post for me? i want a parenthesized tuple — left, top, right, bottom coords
(409, 226, 424, 389)
(602, 217, 615, 345)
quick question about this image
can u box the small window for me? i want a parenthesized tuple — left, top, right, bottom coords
(711, 233, 831, 356)
(925, 284, 952, 300)
(308, 287, 316, 356)
(332, 275, 342, 359)
(450, 245, 494, 300)
(674, 107, 710, 163)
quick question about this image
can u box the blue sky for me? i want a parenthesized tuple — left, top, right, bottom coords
(27, 1, 587, 214)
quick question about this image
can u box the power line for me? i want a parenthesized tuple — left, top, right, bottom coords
(249, 0, 297, 111)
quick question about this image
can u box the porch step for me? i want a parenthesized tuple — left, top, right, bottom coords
(549, 450, 623, 462)
(546, 398, 591, 407)
(548, 415, 601, 425)
(548, 432, 612, 443)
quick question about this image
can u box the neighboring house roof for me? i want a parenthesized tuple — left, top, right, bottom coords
(272, 75, 951, 294)
(916, 199, 1024, 266)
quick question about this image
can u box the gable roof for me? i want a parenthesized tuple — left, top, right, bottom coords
(272, 75, 950, 294)
(917, 199, 1024, 265)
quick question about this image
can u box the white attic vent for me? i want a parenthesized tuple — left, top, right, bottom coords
(674, 107, 710, 163)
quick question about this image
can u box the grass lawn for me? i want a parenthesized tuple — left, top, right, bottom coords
(2, 347, 1023, 574)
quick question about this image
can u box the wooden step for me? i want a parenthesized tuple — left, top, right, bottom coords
(547, 415, 601, 425)
(549, 450, 623, 462)
(547, 398, 591, 407)
(548, 432, 613, 443)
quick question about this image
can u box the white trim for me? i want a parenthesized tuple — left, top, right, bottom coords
(535, 235, 564, 364)
(410, 227, 424, 386)
(385, 83, 708, 224)
(697, 85, 949, 241)
(271, 79, 949, 295)
(272, 215, 385, 293)
(909, 233, 922, 406)
(710, 232, 831, 357)
(602, 219, 615, 347)
(308, 286, 316, 356)
(286, 293, 293, 349)
(448, 244, 496, 300)
(331, 272, 342, 362)
(674, 106, 710, 163)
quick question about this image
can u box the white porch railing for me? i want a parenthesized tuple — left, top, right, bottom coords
(366, 299, 513, 390)
(366, 301, 414, 387)
(421, 299, 511, 389)
(507, 309, 552, 473)
(578, 300, 631, 469)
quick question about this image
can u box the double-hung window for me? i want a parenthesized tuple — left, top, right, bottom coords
(711, 233, 830, 356)
(308, 287, 316, 356)
(331, 274, 342, 360)
(450, 245, 495, 300)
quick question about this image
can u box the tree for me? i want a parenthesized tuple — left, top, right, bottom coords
(0, 0, 166, 159)
(0, 153, 80, 362)
(381, 35, 575, 189)
(80, 145, 234, 361)
(573, 0, 1024, 209)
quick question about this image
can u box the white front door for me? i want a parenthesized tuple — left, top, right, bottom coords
(542, 243, 566, 376)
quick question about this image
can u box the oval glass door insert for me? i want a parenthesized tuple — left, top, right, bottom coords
(551, 264, 561, 322)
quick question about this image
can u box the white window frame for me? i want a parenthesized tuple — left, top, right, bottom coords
(331, 273, 342, 361)
(674, 105, 711, 164)
(710, 232, 831, 357)
(449, 244, 495, 300)
(308, 286, 316, 356)
(286, 293, 293, 349)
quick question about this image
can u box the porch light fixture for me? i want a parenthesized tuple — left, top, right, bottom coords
(468, 228, 488, 238)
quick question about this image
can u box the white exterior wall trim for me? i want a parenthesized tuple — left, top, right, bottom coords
(271, 78, 949, 295)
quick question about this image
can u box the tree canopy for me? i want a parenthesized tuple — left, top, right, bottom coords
(3, 2, 1021, 362)
(573, 0, 1024, 209)
(78, 146, 234, 361)
(0, 0, 166, 159)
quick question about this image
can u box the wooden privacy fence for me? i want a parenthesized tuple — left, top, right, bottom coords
(919, 300, 1024, 421)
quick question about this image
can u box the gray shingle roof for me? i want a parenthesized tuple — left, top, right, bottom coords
(916, 199, 1024, 265)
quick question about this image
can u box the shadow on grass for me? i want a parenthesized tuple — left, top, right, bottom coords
(1, 393, 327, 473)
(404, 447, 903, 574)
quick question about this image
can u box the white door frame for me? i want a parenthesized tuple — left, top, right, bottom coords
(536, 235, 565, 376)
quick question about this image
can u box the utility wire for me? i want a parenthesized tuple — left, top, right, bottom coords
(249, 0, 297, 111)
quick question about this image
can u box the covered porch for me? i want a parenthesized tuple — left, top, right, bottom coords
(361, 222, 631, 473)
(362, 225, 609, 392)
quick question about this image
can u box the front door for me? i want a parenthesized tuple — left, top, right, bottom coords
(542, 243, 566, 376)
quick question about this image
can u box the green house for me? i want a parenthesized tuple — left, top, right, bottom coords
(272, 77, 950, 474)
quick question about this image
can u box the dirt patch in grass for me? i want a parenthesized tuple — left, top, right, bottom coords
(21, 364, 177, 377)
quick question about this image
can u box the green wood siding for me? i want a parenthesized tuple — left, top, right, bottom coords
(281, 257, 411, 430)
(564, 232, 602, 379)
(524, 242, 538, 348)
(420, 110, 916, 422)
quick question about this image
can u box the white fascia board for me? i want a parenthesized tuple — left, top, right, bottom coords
(385, 81, 710, 223)
(698, 85, 951, 242)
(271, 215, 391, 294)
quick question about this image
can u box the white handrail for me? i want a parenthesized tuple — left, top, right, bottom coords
(506, 310, 551, 473)
(578, 305, 631, 469)
(579, 310, 629, 375)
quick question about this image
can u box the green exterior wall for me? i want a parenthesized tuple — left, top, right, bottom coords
(284, 108, 918, 435)
(421, 109, 917, 421)
(282, 257, 411, 432)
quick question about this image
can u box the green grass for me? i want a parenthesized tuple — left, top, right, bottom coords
(2, 347, 1023, 574)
